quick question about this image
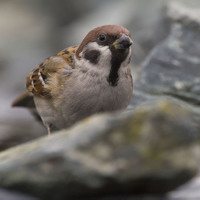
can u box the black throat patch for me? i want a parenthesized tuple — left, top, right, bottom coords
(108, 48, 129, 86)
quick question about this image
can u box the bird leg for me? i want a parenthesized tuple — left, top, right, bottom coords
(47, 124, 52, 136)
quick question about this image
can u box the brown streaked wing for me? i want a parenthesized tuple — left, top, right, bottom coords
(26, 46, 78, 97)
(57, 46, 78, 67)
(26, 64, 50, 97)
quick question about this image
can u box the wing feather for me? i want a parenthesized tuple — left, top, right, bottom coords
(26, 46, 78, 97)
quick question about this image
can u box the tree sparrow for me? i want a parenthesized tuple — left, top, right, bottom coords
(12, 25, 133, 135)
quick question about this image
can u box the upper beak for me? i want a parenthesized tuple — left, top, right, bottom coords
(113, 34, 133, 50)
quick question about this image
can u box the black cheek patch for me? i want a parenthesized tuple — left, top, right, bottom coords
(84, 50, 100, 64)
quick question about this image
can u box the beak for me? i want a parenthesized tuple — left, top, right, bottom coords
(113, 34, 133, 50)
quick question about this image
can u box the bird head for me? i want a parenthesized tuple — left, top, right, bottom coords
(75, 25, 133, 86)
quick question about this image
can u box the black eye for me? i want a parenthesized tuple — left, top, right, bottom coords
(99, 34, 106, 41)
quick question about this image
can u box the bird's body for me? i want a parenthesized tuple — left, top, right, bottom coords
(13, 25, 133, 134)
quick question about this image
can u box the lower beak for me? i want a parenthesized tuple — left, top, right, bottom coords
(113, 34, 133, 49)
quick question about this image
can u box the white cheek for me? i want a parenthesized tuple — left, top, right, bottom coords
(89, 42, 112, 66)
(75, 42, 112, 75)
(118, 48, 132, 75)
(121, 48, 132, 68)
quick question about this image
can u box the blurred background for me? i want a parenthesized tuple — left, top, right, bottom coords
(0, 0, 199, 149)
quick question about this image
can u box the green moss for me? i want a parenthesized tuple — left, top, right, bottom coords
(114, 110, 148, 144)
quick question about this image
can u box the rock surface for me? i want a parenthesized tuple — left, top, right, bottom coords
(129, 2, 200, 199)
(134, 1, 200, 106)
(1, 0, 200, 199)
(0, 188, 38, 200)
(0, 100, 199, 200)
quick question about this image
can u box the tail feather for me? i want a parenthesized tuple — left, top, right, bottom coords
(12, 91, 35, 109)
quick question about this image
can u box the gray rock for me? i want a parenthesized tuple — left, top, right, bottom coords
(134, 1, 200, 105)
(166, 1, 200, 27)
(168, 174, 200, 200)
(0, 188, 39, 200)
(0, 99, 199, 200)
(0, 116, 45, 151)
(0, 94, 45, 151)
(128, 3, 200, 199)
(129, 89, 164, 109)
(1, 1, 200, 199)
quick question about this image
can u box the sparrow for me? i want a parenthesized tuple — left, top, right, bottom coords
(12, 25, 133, 135)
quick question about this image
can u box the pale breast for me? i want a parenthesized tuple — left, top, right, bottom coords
(34, 68, 133, 130)
(56, 69, 133, 128)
